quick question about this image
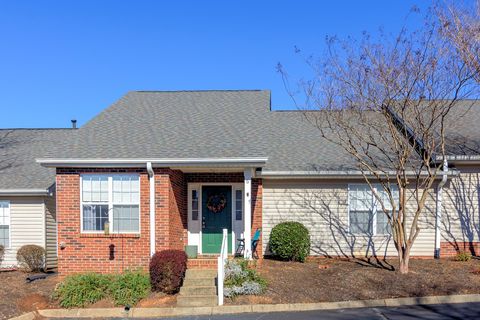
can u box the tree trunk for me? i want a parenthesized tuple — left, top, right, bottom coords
(398, 246, 411, 274)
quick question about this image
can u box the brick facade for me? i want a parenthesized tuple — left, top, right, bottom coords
(56, 168, 151, 274)
(56, 169, 263, 275)
(440, 241, 480, 257)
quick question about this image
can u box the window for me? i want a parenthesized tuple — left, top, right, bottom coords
(235, 189, 243, 220)
(0, 201, 10, 247)
(81, 174, 140, 233)
(348, 185, 398, 235)
(191, 190, 199, 221)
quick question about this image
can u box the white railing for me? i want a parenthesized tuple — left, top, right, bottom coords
(217, 228, 228, 306)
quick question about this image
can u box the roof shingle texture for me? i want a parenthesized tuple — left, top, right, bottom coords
(0, 129, 76, 190)
(49, 90, 360, 172)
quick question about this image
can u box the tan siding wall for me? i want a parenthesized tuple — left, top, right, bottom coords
(0, 197, 45, 268)
(441, 166, 480, 245)
(262, 180, 436, 258)
(45, 195, 57, 269)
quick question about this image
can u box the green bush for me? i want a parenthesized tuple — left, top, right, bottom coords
(109, 270, 151, 306)
(455, 251, 472, 262)
(269, 221, 310, 262)
(54, 273, 111, 308)
(16, 244, 45, 272)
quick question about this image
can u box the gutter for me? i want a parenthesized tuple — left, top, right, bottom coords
(0, 189, 49, 196)
(259, 169, 459, 180)
(36, 157, 268, 168)
(146, 162, 155, 257)
(435, 159, 449, 258)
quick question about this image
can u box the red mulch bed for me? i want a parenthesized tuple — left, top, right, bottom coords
(0, 270, 59, 320)
(228, 257, 480, 305)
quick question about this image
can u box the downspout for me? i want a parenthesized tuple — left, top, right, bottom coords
(434, 159, 448, 258)
(147, 162, 156, 257)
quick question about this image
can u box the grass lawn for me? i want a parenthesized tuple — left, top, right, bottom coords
(228, 257, 480, 305)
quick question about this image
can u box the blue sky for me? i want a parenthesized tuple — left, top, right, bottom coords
(0, 1, 431, 128)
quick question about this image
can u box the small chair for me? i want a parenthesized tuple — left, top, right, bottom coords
(235, 228, 262, 259)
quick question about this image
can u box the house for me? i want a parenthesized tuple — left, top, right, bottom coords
(0, 128, 75, 269)
(2, 90, 479, 274)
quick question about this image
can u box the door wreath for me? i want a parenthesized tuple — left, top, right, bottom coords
(206, 193, 227, 213)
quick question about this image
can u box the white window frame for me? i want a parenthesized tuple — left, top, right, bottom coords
(80, 174, 141, 234)
(0, 200, 11, 248)
(347, 184, 396, 236)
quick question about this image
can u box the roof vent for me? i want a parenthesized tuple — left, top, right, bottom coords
(71, 119, 77, 129)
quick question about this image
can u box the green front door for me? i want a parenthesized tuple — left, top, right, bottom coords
(202, 186, 232, 254)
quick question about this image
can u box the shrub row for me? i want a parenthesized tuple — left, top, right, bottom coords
(54, 270, 150, 308)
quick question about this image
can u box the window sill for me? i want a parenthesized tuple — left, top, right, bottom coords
(80, 233, 141, 239)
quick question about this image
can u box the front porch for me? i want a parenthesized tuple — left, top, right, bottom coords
(154, 168, 263, 262)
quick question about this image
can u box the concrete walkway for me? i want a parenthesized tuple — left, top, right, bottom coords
(10, 294, 480, 320)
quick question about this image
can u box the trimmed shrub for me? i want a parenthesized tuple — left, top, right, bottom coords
(149, 249, 187, 294)
(109, 270, 151, 306)
(455, 251, 472, 262)
(0, 245, 4, 265)
(269, 221, 310, 262)
(224, 259, 267, 298)
(16, 244, 46, 272)
(54, 273, 111, 308)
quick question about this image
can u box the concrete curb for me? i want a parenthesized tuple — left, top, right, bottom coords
(9, 293, 480, 319)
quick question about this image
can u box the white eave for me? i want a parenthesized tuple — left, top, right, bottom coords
(437, 155, 480, 165)
(0, 189, 50, 196)
(36, 157, 268, 168)
(259, 169, 459, 179)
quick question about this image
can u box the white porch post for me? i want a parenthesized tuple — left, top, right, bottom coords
(243, 168, 253, 259)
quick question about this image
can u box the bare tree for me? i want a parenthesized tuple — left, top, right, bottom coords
(437, 0, 480, 82)
(279, 10, 479, 273)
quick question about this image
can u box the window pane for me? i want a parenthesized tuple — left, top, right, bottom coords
(349, 210, 373, 234)
(191, 190, 199, 221)
(113, 175, 139, 204)
(83, 204, 109, 231)
(375, 186, 399, 212)
(235, 190, 243, 220)
(350, 185, 372, 211)
(376, 212, 390, 235)
(83, 176, 108, 203)
(0, 202, 9, 225)
(0, 225, 9, 247)
(113, 205, 139, 232)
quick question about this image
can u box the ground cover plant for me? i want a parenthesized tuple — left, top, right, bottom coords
(224, 259, 267, 298)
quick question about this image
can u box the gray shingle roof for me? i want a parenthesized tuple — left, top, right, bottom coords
(443, 100, 480, 156)
(44, 90, 362, 172)
(4, 91, 478, 191)
(0, 129, 76, 191)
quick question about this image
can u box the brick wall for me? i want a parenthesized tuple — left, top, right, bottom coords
(440, 241, 480, 257)
(252, 178, 263, 257)
(56, 169, 263, 275)
(56, 168, 151, 275)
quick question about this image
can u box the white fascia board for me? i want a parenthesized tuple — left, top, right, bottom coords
(260, 170, 459, 179)
(36, 157, 268, 168)
(0, 189, 49, 196)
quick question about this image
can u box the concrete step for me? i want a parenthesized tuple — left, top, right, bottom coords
(183, 277, 216, 287)
(180, 285, 217, 296)
(177, 295, 218, 307)
(185, 269, 217, 279)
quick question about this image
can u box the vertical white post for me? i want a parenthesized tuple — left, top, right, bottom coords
(147, 162, 156, 257)
(435, 186, 442, 258)
(244, 168, 253, 259)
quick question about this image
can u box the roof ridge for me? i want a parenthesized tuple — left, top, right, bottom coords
(133, 89, 268, 93)
(0, 128, 74, 131)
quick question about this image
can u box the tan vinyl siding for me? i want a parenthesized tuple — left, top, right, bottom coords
(441, 166, 480, 245)
(44, 195, 57, 269)
(0, 197, 45, 268)
(262, 180, 436, 258)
